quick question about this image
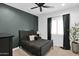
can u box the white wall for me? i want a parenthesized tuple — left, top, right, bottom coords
(38, 6, 79, 40)
(51, 34, 63, 47)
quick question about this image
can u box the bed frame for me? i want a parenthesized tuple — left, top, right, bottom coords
(19, 30, 53, 56)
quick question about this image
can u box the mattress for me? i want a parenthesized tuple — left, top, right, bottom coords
(22, 39, 50, 48)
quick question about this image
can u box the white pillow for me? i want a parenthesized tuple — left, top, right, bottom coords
(29, 35, 36, 41)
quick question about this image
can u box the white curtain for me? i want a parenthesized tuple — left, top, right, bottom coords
(51, 16, 63, 47)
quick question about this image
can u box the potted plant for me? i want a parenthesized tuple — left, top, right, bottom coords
(70, 23, 79, 53)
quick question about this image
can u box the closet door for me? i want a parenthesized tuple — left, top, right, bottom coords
(63, 14, 70, 50)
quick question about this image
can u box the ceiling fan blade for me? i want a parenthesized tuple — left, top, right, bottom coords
(35, 3, 39, 5)
(31, 7, 38, 9)
(41, 3, 45, 5)
(40, 7, 42, 12)
(43, 6, 54, 8)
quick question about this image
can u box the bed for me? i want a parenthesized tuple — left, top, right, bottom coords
(19, 30, 53, 56)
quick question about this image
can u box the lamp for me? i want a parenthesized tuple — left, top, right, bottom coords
(37, 31, 40, 37)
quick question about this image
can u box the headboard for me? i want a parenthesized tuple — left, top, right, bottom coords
(19, 30, 37, 45)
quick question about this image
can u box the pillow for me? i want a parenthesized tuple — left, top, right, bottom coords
(29, 35, 36, 41)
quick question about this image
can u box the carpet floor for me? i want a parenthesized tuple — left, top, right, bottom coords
(13, 46, 79, 56)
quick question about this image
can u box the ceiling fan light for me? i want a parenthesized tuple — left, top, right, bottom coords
(61, 3, 65, 6)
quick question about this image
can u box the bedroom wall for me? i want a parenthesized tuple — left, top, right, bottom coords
(38, 6, 79, 40)
(0, 3, 38, 48)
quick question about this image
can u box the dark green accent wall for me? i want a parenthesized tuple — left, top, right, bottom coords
(0, 3, 38, 48)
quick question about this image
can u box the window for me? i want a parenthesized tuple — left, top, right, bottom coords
(51, 16, 63, 35)
(51, 19, 57, 34)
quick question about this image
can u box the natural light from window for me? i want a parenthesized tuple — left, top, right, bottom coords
(51, 16, 63, 35)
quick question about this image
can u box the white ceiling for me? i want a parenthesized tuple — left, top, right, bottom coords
(6, 3, 79, 16)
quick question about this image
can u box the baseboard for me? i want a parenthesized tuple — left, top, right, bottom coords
(13, 47, 19, 51)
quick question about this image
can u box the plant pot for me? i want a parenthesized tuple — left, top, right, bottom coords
(72, 41, 79, 54)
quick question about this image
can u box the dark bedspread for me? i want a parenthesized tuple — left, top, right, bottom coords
(22, 39, 52, 48)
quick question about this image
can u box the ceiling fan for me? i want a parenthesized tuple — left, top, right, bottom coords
(31, 3, 54, 12)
